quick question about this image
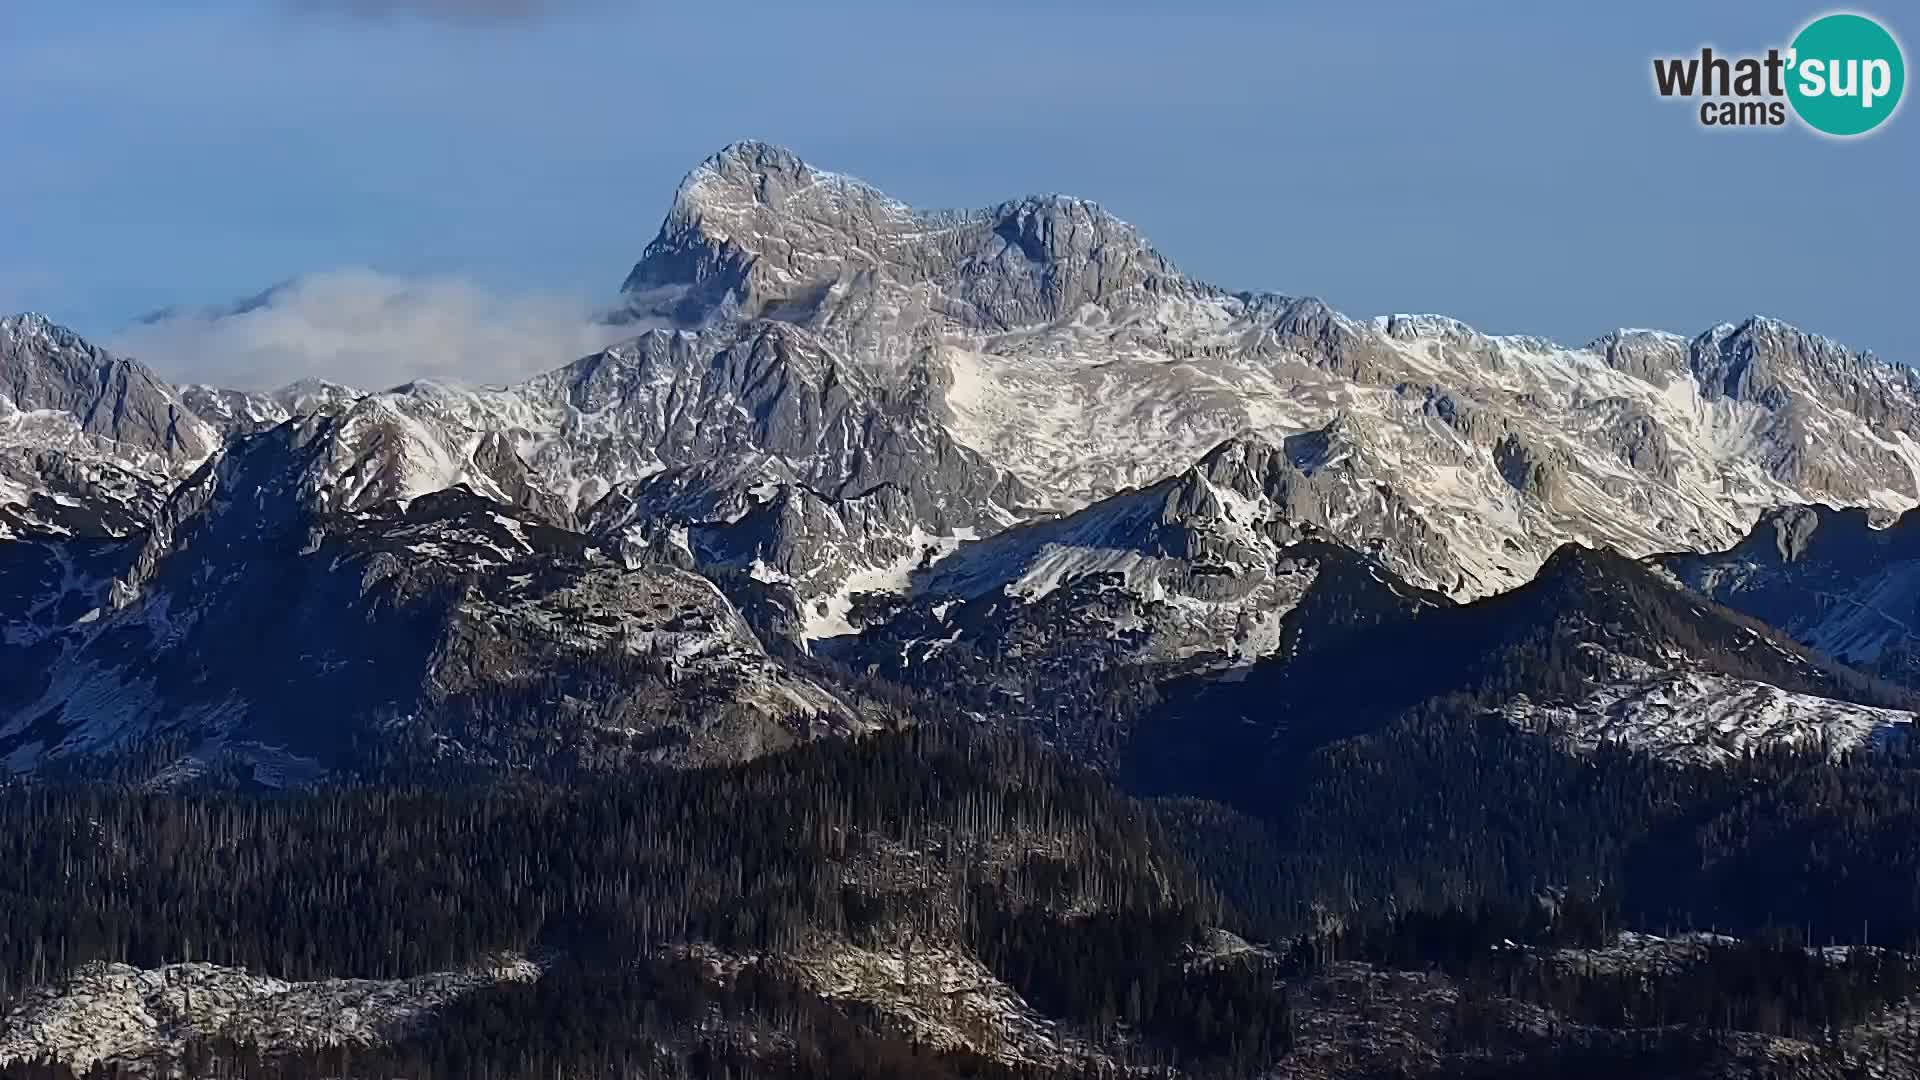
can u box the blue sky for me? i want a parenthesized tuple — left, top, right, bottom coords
(2, 0, 1915, 385)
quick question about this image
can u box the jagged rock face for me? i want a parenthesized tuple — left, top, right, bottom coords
(148, 321, 1029, 611)
(177, 383, 291, 437)
(1657, 504, 1920, 688)
(0, 314, 214, 464)
(176, 378, 363, 438)
(1688, 317, 1920, 422)
(841, 521, 1448, 769)
(1, 315, 217, 537)
(527, 322, 1024, 523)
(602, 146, 1903, 602)
(1493, 432, 1568, 506)
(620, 141, 1198, 353)
(15, 144, 1920, 611)
(1133, 544, 1916, 808)
(1589, 327, 1692, 385)
(0, 448, 169, 539)
(579, 451, 943, 643)
(0, 426, 869, 780)
(1679, 319, 1920, 497)
(6, 141, 1920, 779)
(1261, 421, 1466, 589)
(1597, 400, 1678, 483)
(938, 295, 1920, 598)
(838, 433, 1453, 708)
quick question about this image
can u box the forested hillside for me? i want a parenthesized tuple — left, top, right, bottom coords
(6, 720, 1920, 1077)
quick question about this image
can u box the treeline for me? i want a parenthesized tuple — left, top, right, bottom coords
(970, 895, 1292, 1072)
(1629, 755, 1920, 947)
(1148, 705, 1713, 938)
(1152, 703, 1920, 953)
(1295, 898, 1920, 1042)
(0, 727, 1194, 997)
(0, 728, 1320, 1076)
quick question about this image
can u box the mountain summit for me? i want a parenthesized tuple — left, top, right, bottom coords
(620, 139, 1195, 342)
(3, 142, 1919, 780)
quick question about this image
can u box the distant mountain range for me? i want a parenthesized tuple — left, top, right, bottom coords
(3, 139, 1919, 784)
(12, 139, 1920, 1080)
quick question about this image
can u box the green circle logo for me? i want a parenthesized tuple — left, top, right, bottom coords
(1787, 13, 1905, 136)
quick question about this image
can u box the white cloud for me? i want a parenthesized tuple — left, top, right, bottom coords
(113, 269, 636, 392)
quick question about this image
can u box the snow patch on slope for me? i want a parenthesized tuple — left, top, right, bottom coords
(801, 527, 974, 642)
(1503, 667, 1914, 765)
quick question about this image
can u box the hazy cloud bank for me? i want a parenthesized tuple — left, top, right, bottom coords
(115, 269, 632, 392)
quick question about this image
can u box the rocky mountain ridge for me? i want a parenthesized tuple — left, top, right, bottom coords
(3, 140, 1919, 780)
(1656, 503, 1920, 689)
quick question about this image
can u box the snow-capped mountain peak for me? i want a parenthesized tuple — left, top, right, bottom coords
(6, 141, 1920, 777)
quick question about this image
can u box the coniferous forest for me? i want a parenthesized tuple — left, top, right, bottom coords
(3, 714, 1920, 1078)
